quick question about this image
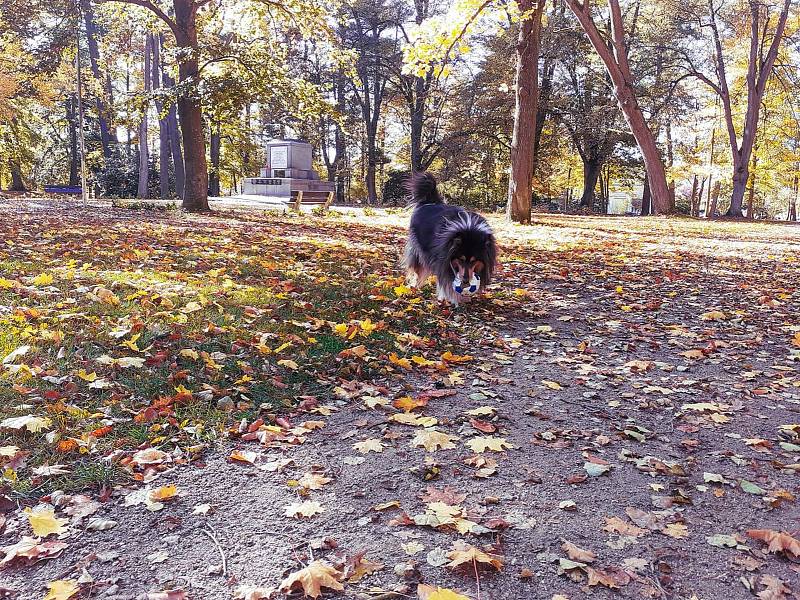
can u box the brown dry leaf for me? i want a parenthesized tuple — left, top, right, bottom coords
(393, 396, 428, 412)
(230, 450, 260, 464)
(586, 566, 631, 589)
(419, 486, 467, 505)
(446, 541, 503, 571)
(746, 529, 800, 558)
(603, 516, 648, 537)
(662, 523, 689, 539)
(0, 537, 68, 567)
(279, 560, 344, 598)
(756, 575, 792, 600)
(346, 554, 384, 583)
(353, 439, 384, 454)
(132, 448, 170, 466)
(561, 541, 596, 563)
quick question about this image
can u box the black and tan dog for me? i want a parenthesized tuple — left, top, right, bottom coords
(403, 172, 497, 305)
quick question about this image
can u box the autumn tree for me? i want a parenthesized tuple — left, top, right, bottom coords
(682, 0, 792, 218)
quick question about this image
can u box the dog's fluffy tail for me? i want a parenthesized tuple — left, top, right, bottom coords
(406, 172, 443, 205)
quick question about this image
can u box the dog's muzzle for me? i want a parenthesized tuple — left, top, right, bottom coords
(453, 273, 480, 295)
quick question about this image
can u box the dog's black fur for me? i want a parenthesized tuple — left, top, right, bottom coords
(403, 172, 497, 305)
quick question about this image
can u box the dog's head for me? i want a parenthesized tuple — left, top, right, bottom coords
(446, 233, 495, 294)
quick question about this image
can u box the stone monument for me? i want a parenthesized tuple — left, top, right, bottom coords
(242, 139, 334, 199)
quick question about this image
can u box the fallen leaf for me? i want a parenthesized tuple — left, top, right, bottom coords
(279, 560, 344, 598)
(24, 505, 68, 537)
(43, 579, 78, 600)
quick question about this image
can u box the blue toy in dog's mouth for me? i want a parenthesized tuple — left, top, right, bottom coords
(453, 273, 480, 295)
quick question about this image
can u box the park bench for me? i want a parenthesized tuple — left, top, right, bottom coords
(44, 185, 82, 195)
(290, 190, 334, 212)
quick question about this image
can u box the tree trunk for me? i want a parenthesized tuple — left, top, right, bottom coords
(158, 35, 185, 198)
(689, 174, 699, 217)
(137, 35, 151, 199)
(10, 162, 25, 192)
(506, 0, 545, 224)
(365, 125, 377, 204)
(151, 36, 171, 199)
(209, 122, 221, 197)
(532, 57, 555, 176)
(640, 175, 651, 216)
(81, 0, 113, 159)
(579, 158, 601, 209)
(67, 98, 79, 186)
(173, 0, 208, 211)
(746, 151, 757, 220)
(565, 0, 672, 215)
(709, 180, 721, 218)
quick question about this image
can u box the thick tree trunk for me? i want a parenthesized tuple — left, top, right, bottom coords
(209, 122, 221, 197)
(532, 57, 555, 176)
(506, 0, 545, 224)
(579, 158, 601, 208)
(67, 98, 79, 186)
(137, 35, 151, 199)
(81, 0, 113, 159)
(9, 162, 25, 192)
(173, 0, 208, 211)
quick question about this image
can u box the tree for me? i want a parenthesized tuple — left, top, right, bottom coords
(564, 0, 673, 215)
(506, 0, 545, 224)
(685, 0, 792, 218)
(100, 0, 210, 211)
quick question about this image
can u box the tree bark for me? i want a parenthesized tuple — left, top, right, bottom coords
(689, 174, 699, 217)
(709, 180, 721, 218)
(67, 98, 79, 186)
(566, 0, 672, 215)
(151, 35, 171, 199)
(81, 0, 113, 159)
(579, 158, 601, 208)
(209, 121, 221, 197)
(9, 162, 25, 192)
(365, 126, 377, 205)
(640, 174, 651, 216)
(506, 0, 545, 224)
(137, 35, 151, 199)
(173, 0, 209, 211)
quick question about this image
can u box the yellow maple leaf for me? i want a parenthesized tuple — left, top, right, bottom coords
(279, 560, 344, 598)
(441, 351, 473, 363)
(662, 523, 689, 539)
(24, 505, 68, 537)
(43, 579, 79, 600)
(394, 284, 413, 296)
(359, 318, 377, 336)
(465, 437, 514, 453)
(278, 359, 299, 370)
(412, 429, 458, 452)
(542, 380, 562, 390)
(31, 273, 54, 286)
(418, 584, 470, 600)
(149, 485, 178, 502)
(77, 369, 97, 382)
(179, 349, 199, 360)
(0, 277, 17, 289)
(390, 413, 438, 427)
(389, 353, 412, 369)
(446, 542, 503, 570)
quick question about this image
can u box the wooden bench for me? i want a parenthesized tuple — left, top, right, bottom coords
(44, 185, 83, 195)
(290, 190, 334, 212)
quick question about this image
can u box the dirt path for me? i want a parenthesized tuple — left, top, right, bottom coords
(1, 204, 799, 599)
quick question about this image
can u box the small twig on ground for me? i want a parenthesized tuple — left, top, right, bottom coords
(201, 524, 227, 576)
(473, 558, 481, 600)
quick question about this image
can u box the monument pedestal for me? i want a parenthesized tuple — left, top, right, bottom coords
(243, 139, 334, 199)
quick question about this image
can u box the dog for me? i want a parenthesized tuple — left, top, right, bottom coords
(403, 172, 497, 305)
